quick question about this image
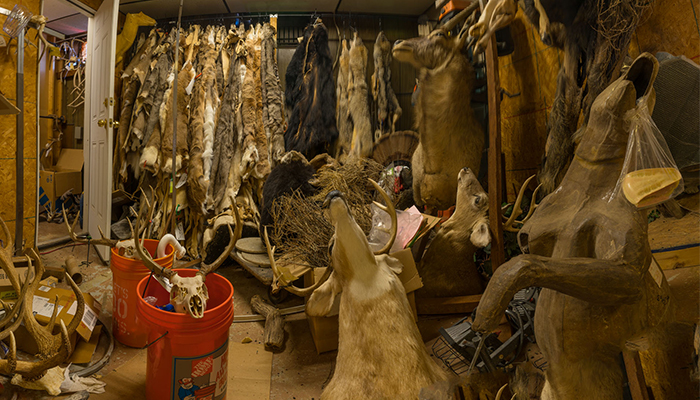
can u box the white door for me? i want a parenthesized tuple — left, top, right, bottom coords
(84, 0, 118, 261)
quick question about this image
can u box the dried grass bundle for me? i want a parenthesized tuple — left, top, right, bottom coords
(270, 158, 383, 270)
(595, 0, 654, 50)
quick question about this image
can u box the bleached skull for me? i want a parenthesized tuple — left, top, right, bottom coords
(170, 274, 208, 318)
(116, 240, 137, 258)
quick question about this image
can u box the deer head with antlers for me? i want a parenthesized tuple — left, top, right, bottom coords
(130, 198, 242, 318)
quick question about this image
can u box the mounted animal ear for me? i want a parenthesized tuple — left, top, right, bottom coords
(470, 220, 491, 248)
(306, 272, 342, 317)
(376, 254, 403, 275)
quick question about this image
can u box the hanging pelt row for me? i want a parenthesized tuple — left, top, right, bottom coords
(112, 22, 286, 259)
(335, 30, 402, 162)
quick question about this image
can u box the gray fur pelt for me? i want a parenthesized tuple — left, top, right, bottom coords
(260, 23, 286, 168)
(347, 32, 373, 159)
(335, 39, 352, 162)
(372, 31, 402, 138)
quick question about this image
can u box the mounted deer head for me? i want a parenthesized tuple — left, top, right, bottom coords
(130, 197, 242, 318)
(264, 179, 397, 297)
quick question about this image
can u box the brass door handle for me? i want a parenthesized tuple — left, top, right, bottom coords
(97, 119, 107, 128)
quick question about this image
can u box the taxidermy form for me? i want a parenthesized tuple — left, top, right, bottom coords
(393, 13, 484, 211)
(417, 168, 489, 297)
(304, 182, 451, 400)
(473, 54, 678, 400)
(470, 0, 655, 195)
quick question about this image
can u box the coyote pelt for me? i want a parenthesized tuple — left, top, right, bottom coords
(260, 23, 286, 168)
(335, 40, 352, 161)
(372, 31, 402, 138)
(347, 32, 373, 159)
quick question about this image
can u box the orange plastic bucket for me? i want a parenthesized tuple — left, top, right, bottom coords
(136, 269, 234, 400)
(110, 240, 174, 348)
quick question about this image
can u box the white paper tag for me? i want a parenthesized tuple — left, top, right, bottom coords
(38, 286, 51, 292)
(176, 173, 188, 189)
(66, 300, 77, 315)
(32, 296, 63, 318)
(82, 306, 98, 331)
(185, 76, 196, 95)
(649, 258, 663, 288)
(175, 222, 185, 241)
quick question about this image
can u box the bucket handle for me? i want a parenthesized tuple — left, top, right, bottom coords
(140, 330, 169, 349)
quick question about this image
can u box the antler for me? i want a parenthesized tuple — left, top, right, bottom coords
(370, 179, 397, 255)
(198, 197, 242, 278)
(502, 175, 542, 232)
(440, 0, 481, 31)
(129, 213, 175, 280)
(63, 204, 119, 247)
(263, 227, 332, 298)
(494, 383, 516, 400)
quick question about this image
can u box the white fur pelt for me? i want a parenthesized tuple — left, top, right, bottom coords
(347, 32, 373, 159)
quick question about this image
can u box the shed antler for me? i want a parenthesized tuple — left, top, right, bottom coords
(63, 205, 119, 247)
(198, 198, 242, 278)
(502, 175, 542, 232)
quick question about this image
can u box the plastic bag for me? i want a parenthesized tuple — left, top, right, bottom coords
(368, 204, 423, 253)
(614, 102, 684, 209)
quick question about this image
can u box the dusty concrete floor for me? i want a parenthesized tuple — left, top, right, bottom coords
(3, 209, 697, 399)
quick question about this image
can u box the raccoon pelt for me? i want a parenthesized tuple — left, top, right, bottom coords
(284, 22, 338, 159)
(372, 31, 402, 137)
(347, 32, 373, 159)
(259, 151, 318, 238)
(335, 39, 352, 162)
(260, 23, 286, 168)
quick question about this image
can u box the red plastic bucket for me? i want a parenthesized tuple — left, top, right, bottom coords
(110, 240, 174, 347)
(136, 269, 234, 400)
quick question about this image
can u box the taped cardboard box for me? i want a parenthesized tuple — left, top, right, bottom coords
(306, 249, 423, 354)
(39, 148, 84, 211)
(0, 267, 28, 299)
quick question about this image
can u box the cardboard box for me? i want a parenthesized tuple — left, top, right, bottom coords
(307, 249, 423, 354)
(0, 267, 28, 299)
(31, 283, 101, 341)
(40, 148, 83, 211)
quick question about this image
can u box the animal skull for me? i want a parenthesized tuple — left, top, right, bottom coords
(170, 274, 208, 318)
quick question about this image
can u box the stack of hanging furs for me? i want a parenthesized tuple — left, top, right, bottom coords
(371, 31, 402, 139)
(335, 32, 373, 161)
(113, 22, 286, 259)
(284, 20, 338, 160)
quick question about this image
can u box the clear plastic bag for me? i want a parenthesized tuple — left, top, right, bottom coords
(615, 102, 684, 209)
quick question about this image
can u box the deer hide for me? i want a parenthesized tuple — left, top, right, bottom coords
(335, 39, 352, 161)
(260, 23, 286, 168)
(161, 62, 194, 174)
(347, 32, 373, 159)
(372, 31, 402, 136)
(284, 23, 338, 159)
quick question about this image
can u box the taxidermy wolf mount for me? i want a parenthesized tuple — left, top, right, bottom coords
(393, 9, 485, 211)
(305, 183, 451, 400)
(473, 54, 675, 399)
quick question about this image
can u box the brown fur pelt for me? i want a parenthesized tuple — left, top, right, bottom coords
(371, 31, 402, 138)
(243, 25, 270, 181)
(161, 59, 194, 175)
(335, 40, 352, 162)
(284, 22, 339, 159)
(347, 32, 373, 159)
(260, 23, 286, 168)
(270, 157, 382, 270)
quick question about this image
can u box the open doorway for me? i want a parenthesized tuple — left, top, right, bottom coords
(37, 0, 89, 248)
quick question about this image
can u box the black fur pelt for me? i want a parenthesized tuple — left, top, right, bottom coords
(259, 153, 318, 238)
(284, 23, 338, 159)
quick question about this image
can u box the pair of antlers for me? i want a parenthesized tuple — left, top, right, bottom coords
(0, 217, 85, 380)
(130, 196, 242, 280)
(264, 179, 397, 297)
(502, 175, 543, 232)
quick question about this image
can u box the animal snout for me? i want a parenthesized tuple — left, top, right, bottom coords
(323, 190, 344, 208)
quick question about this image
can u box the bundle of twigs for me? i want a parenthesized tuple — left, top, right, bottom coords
(270, 158, 383, 270)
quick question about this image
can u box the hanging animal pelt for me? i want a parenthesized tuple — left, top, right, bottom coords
(260, 23, 286, 168)
(114, 29, 158, 187)
(243, 25, 269, 181)
(372, 31, 402, 139)
(335, 39, 352, 162)
(284, 22, 338, 159)
(347, 32, 373, 159)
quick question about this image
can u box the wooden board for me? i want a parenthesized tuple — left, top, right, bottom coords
(652, 244, 700, 270)
(236, 237, 267, 254)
